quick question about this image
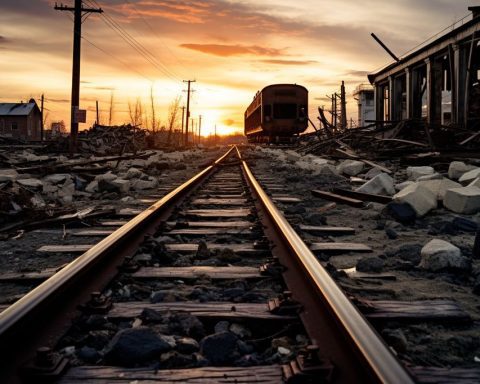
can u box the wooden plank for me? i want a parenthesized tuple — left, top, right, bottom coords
(98, 220, 128, 227)
(108, 302, 296, 321)
(133, 266, 262, 280)
(166, 221, 252, 228)
(72, 230, 115, 237)
(165, 228, 253, 236)
(409, 366, 480, 383)
(138, 198, 158, 204)
(299, 225, 355, 235)
(165, 243, 266, 256)
(363, 299, 471, 323)
(59, 365, 283, 383)
(37, 244, 92, 253)
(331, 188, 392, 204)
(116, 208, 143, 216)
(191, 198, 247, 206)
(273, 197, 302, 203)
(341, 267, 396, 281)
(310, 242, 372, 253)
(311, 190, 364, 207)
(184, 209, 251, 218)
(0, 267, 58, 282)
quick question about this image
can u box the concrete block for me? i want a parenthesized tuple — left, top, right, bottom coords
(111, 178, 131, 193)
(468, 178, 480, 188)
(419, 178, 462, 201)
(43, 174, 71, 184)
(133, 179, 158, 190)
(458, 168, 480, 185)
(448, 161, 477, 180)
(395, 181, 415, 192)
(337, 160, 364, 176)
(356, 173, 395, 195)
(85, 180, 98, 193)
(364, 167, 382, 179)
(419, 239, 470, 271)
(393, 183, 437, 217)
(386, 202, 416, 224)
(126, 167, 145, 180)
(406, 166, 435, 180)
(444, 185, 480, 214)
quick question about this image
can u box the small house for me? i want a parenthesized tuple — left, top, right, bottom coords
(0, 99, 42, 141)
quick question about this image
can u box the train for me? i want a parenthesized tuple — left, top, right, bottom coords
(244, 84, 308, 143)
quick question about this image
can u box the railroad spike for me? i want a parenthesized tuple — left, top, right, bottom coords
(282, 345, 335, 383)
(21, 346, 69, 381)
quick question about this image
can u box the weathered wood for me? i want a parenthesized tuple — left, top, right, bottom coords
(299, 225, 355, 235)
(59, 365, 283, 383)
(273, 197, 302, 203)
(0, 267, 58, 282)
(409, 366, 480, 383)
(166, 221, 252, 228)
(138, 198, 158, 204)
(98, 220, 128, 227)
(310, 242, 372, 253)
(332, 188, 392, 204)
(191, 198, 247, 206)
(37, 244, 92, 253)
(165, 228, 253, 236)
(311, 190, 364, 207)
(362, 299, 471, 323)
(72, 230, 115, 237)
(108, 302, 296, 321)
(116, 208, 143, 216)
(183, 209, 251, 218)
(165, 243, 266, 256)
(133, 266, 262, 280)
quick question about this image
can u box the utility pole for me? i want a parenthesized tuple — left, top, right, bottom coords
(181, 106, 185, 143)
(183, 80, 195, 146)
(40, 94, 44, 141)
(198, 115, 202, 145)
(340, 80, 347, 131)
(55, 1, 103, 154)
(95, 100, 99, 126)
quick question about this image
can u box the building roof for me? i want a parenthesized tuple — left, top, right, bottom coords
(0, 102, 38, 116)
(368, 12, 480, 84)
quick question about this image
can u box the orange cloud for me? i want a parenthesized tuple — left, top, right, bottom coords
(180, 43, 283, 57)
(259, 59, 318, 65)
(223, 118, 235, 126)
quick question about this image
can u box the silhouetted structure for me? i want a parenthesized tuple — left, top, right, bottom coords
(0, 99, 42, 141)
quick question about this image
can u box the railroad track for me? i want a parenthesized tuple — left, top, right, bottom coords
(0, 146, 413, 383)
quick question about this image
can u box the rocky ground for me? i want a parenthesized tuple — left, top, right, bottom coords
(246, 146, 480, 368)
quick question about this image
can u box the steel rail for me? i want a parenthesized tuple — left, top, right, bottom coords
(0, 146, 235, 382)
(237, 146, 414, 383)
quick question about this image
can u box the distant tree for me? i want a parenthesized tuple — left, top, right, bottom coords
(166, 96, 181, 144)
(128, 98, 144, 127)
(149, 85, 160, 132)
(108, 91, 114, 126)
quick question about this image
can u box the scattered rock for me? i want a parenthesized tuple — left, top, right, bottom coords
(337, 160, 365, 176)
(385, 243, 422, 264)
(0, 169, 18, 182)
(448, 162, 477, 180)
(195, 241, 210, 260)
(385, 228, 398, 239)
(77, 346, 101, 363)
(356, 257, 384, 272)
(214, 321, 230, 333)
(229, 323, 252, 339)
(444, 185, 480, 214)
(419, 239, 471, 272)
(364, 167, 383, 179)
(385, 202, 416, 224)
(393, 183, 437, 217)
(17, 178, 43, 190)
(200, 332, 239, 364)
(176, 337, 200, 354)
(104, 327, 172, 366)
(459, 168, 480, 185)
(395, 181, 415, 192)
(356, 172, 395, 195)
(382, 329, 408, 354)
(419, 179, 462, 201)
(407, 166, 435, 180)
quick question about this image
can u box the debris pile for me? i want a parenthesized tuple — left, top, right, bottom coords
(43, 125, 148, 155)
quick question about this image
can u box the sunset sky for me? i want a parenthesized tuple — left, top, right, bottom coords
(0, 0, 476, 136)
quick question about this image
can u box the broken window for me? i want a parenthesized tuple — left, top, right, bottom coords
(11, 122, 18, 130)
(412, 65, 428, 120)
(467, 40, 480, 127)
(393, 74, 407, 120)
(432, 54, 452, 125)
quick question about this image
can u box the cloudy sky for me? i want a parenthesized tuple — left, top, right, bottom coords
(0, 0, 476, 135)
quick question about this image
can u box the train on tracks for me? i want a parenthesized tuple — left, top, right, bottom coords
(244, 84, 308, 143)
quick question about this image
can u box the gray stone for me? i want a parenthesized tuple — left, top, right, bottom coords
(0, 169, 18, 182)
(95, 172, 117, 182)
(43, 174, 70, 184)
(98, 179, 120, 193)
(356, 172, 395, 195)
(469, 178, 480, 188)
(356, 257, 384, 272)
(419, 178, 462, 201)
(419, 239, 470, 271)
(417, 173, 443, 181)
(393, 183, 437, 217)
(395, 181, 415, 192)
(448, 161, 477, 180)
(229, 323, 252, 339)
(133, 179, 158, 190)
(85, 180, 98, 193)
(17, 178, 43, 190)
(104, 327, 172, 366)
(111, 178, 130, 193)
(337, 160, 365, 176)
(200, 332, 239, 364)
(176, 337, 199, 354)
(459, 168, 480, 185)
(444, 185, 480, 214)
(407, 166, 435, 180)
(214, 321, 230, 333)
(125, 167, 144, 179)
(364, 167, 383, 179)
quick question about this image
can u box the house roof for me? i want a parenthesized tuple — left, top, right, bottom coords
(0, 102, 38, 116)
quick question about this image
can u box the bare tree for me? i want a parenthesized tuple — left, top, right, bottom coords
(166, 96, 181, 144)
(108, 91, 114, 126)
(128, 98, 144, 127)
(149, 85, 158, 132)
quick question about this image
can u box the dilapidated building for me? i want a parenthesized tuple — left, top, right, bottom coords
(0, 99, 42, 141)
(368, 6, 480, 130)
